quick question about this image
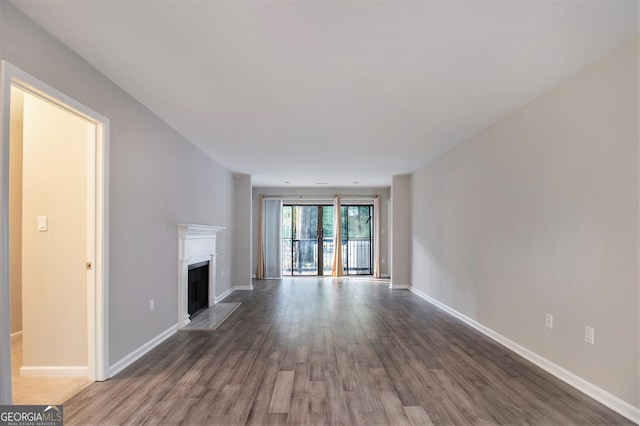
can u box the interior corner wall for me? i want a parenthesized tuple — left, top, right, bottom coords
(410, 38, 639, 408)
(233, 175, 252, 288)
(391, 175, 411, 287)
(251, 186, 391, 277)
(0, 2, 236, 367)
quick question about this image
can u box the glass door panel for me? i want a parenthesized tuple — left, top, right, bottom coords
(282, 206, 293, 275)
(343, 205, 372, 275)
(321, 206, 334, 275)
(282, 205, 319, 275)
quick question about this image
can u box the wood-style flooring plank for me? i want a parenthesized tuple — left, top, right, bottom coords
(379, 390, 412, 426)
(308, 381, 326, 414)
(61, 277, 634, 425)
(269, 371, 295, 414)
(286, 397, 309, 426)
(404, 405, 434, 426)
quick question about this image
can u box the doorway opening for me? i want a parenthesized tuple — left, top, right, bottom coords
(282, 204, 373, 276)
(0, 61, 109, 404)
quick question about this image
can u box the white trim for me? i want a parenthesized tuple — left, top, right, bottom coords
(389, 283, 410, 289)
(108, 325, 177, 378)
(19, 366, 88, 378)
(10, 331, 21, 343)
(409, 287, 640, 424)
(0, 61, 12, 404)
(213, 287, 235, 303)
(0, 61, 110, 403)
(178, 224, 225, 244)
(381, 273, 390, 278)
(0, 61, 14, 404)
(94, 110, 109, 382)
(85, 116, 97, 381)
(212, 286, 252, 304)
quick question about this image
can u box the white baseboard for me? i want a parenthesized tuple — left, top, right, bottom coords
(10, 331, 22, 343)
(389, 283, 409, 289)
(409, 287, 640, 424)
(234, 285, 253, 291)
(20, 365, 88, 378)
(213, 287, 235, 303)
(212, 285, 253, 304)
(381, 273, 390, 278)
(109, 324, 177, 377)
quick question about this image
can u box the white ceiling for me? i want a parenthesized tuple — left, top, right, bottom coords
(11, 1, 638, 188)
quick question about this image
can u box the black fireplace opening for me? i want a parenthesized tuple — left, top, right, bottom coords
(188, 261, 209, 319)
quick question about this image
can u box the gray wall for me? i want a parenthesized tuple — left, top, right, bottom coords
(410, 39, 639, 407)
(0, 3, 236, 366)
(252, 186, 391, 277)
(233, 175, 252, 288)
(391, 175, 411, 287)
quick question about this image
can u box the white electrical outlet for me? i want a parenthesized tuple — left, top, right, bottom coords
(545, 314, 553, 329)
(150, 299, 155, 312)
(584, 326, 595, 345)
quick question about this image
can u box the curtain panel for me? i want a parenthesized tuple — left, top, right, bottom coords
(331, 194, 344, 277)
(256, 194, 265, 279)
(264, 199, 283, 278)
(373, 194, 381, 278)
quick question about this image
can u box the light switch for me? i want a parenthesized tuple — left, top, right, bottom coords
(37, 216, 48, 231)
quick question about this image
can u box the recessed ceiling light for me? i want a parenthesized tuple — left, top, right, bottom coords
(353, 181, 359, 184)
(284, 181, 290, 184)
(316, 182, 328, 185)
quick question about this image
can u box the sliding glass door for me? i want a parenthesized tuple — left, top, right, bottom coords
(342, 205, 373, 275)
(282, 204, 373, 276)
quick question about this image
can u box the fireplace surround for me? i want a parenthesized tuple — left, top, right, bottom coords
(177, 224, 224, 327)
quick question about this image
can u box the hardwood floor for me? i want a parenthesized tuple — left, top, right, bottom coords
(64, 277, 633, 425)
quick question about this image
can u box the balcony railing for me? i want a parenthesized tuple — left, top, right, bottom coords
(282, 238, 371, 275)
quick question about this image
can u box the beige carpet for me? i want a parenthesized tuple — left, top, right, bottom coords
(11, 334, 91, 405)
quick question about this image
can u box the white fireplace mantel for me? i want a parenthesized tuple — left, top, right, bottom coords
(177, 224, 225, 327)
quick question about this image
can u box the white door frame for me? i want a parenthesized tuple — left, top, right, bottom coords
(0, 61, 109, 403)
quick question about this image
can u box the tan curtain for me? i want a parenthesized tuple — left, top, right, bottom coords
(256, 194, 265, 279)
(373, 195, 381, 278)
(331, 194, 344, 277)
